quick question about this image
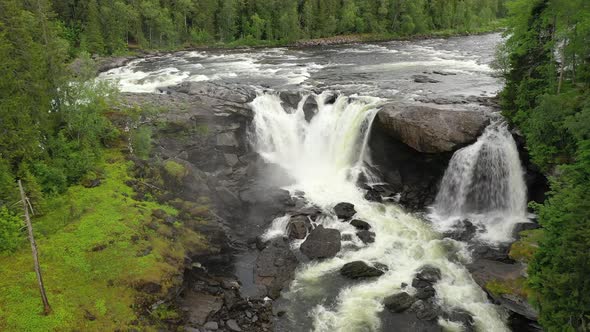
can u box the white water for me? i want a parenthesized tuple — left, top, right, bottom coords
(430, 123, 529, 244)
(250, 92, 508, 332)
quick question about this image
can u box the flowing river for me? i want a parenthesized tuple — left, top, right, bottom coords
(101, 33, 529, 331)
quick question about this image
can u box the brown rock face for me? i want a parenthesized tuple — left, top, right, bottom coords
(377, 104, 489, 153)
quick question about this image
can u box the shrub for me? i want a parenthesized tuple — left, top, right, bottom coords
(0, 207, 23, 253)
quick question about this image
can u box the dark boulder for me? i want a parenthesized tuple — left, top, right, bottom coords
(279, 91, 302, 109)
(357, 230, 375, 244)
(350, 219, 371, 231)
(415, 286, 436, 300)
(443, 220, 477, 242)
(334, 202, 356, 219)
(340, 261, 385, 279)
(287, 215, 312, 240)
(383, 292, 417, 313)
(300, 226, 341, 259)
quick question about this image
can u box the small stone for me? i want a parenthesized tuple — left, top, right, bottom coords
(226, 319, 242, 331)
(203, 321, 218, 330)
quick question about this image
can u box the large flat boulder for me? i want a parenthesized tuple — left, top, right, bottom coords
(377, 104, 489, 153)
(300, 226, 341, 259)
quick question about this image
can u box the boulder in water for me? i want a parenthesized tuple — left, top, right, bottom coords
(377, 104, 489, 153)
(364, 189, 383, 202)
(415, 265, 442, 284)
(350, 219, 371, 230)
(340, 261, 385, 279)
(300, 226, 341, 259)
(287, 215, 312, 240)
(302, 96, 318, 122)
(279, 91, 302, 109)
(383, 292, 417, 313)
(412, 75, 441, 83)
(334, 202, 356, 219)
(442, 309, 475, 332)
(357, 230, 375, 244)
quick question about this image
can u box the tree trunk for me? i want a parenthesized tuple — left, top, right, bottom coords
(18, 180, 51, 315)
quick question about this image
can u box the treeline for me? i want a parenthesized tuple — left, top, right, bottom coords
(499, 0, 590, 330)
(0, 0, 119, 250)
(52, 0, 507, 55)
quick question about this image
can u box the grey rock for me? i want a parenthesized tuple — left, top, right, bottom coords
(340, 261, 385, 279)
(216, 132, 239, 148)
(287, 215, 312, 240)
(203, 321, 218, 330)
(357, 230, 375, 244)
(300, 226, 341, 259)
(255, 238, 299, 298)
(334, 202, 356, 219)
(224, 154, 240, 167)
(226, 319, 242, 331)
(384, 292, 417, 313)
(377, 104, 489, 153)
(412, 75, 441, 83)
(415, 266, 442, 284)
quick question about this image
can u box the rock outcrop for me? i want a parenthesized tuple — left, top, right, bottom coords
(377, 104, 489, 153)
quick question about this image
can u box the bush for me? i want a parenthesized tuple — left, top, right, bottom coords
(163, 160, 188, 182)
(132, 127, 152, 160)
(0, 207, 23, 253)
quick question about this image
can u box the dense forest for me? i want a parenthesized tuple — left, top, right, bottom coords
(500, 0, 590, 330)
(52, 0, 506, 54)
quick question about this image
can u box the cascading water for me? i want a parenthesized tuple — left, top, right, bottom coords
(250, 92, 509, 332)
(430, 123, 529, 243)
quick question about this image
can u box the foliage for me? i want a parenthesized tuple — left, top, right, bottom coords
(132, 127, 153, 160)
(500, 0, 590, 330)
(50, 0, 508, 55)
(0, 207, 23, 253)
(163, 160, 188, 182)
(0, 151, 207, 331)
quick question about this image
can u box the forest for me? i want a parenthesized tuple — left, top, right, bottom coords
(52, 0, 506, 54)
(500, 0, 590, 330)
(0, 0, 589, 331)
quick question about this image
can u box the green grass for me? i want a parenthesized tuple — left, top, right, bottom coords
(0, 150, 207, 331)
(510, 229, 544, 263)
(486, 277, 531, 299)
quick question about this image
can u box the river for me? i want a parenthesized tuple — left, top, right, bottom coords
(101, 33, 529, 332)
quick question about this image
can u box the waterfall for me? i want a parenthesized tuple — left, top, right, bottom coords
(250, 92, 508, 332)
(431, 123, 528, 243)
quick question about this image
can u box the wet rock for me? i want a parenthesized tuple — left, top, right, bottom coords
(415, 285, 436, 300)
(364, 189, 383, 202)
(216, 132, 239, 148)
(334, 202, 356, 219)
(340, 261, 385, 279)
(204, 321, 219, 330)
(325, 93, 338, 104)
(377, 104, 489, 153)
(287, 215, 312, 240)
(357, 230, 375, 244)
(226, 319, 242, 331)
(412, 75, 441, 83)
(443, 220, 477, 242)
(442, 309, 475, 331)
(184, 327, 200, 332)
(350, 219, 371, 231)
(300, 226, 341, 259)
(255, 238, 299, 298)
(468, 259, 538, 321)
(415, 266, 442, 284)
(432, 70, 457, 76)
(414, 300, 441, 321)
(302, 96, 318, 122)
(215, 187, 242, 210)
(384, 292, 417, 313)
(279, 91, 302, 109)
(183, 292, 223, 325)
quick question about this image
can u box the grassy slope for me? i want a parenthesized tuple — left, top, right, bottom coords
(0, 150, 207, 331)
